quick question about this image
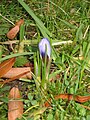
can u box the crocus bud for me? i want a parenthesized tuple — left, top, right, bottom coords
(38, 38, 51, 60)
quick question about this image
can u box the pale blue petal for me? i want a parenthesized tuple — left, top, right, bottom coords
(38, 38, 51, 59)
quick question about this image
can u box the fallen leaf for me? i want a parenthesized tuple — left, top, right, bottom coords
(8, 87, 23, 120)
(75, 95, 90, 103)
(0, 58, 15, 78)
(0, 71, 30, 84)
(3, 67, 32, 79)
(7, 19, 24, 39)
(7, 25, 19, 39)
(44, 94, 90, 107)
(15, 19, 24, 27)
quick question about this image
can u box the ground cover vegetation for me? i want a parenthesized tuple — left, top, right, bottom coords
(0, 0, 90, 120)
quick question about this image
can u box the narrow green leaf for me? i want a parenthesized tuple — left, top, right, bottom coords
(20, 24, 25, 41)
(37, 23, 49, 38)
(17, 0, 52, 38)
(76, 24, 84, 41)
(0, 52, 33, 62)
(49, 70, 61, 79)
(50, 1, 69, 17)
(59, 18, 77, 29)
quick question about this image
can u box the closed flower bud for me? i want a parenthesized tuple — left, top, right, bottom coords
(38, 38, 51, 60)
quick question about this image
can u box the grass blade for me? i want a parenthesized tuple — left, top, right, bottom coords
(17, 0, 52, 38)
(57, 18, 77, 29)
(0, 52, 33, 62)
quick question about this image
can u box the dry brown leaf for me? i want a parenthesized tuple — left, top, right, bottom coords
(7, 19, 24, 39)
(7, 25, 19, 39)
(44, 94, 90, 107)
(0, 71, 30, 84)
(3, 67, 32, 79)
(15, 19, 24, 27)
(0, 58, 16, 78)
(8, 87, 23, 120)
(75, 95, 90, 103)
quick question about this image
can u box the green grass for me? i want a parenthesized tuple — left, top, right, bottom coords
(0, 0, 90, 120)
